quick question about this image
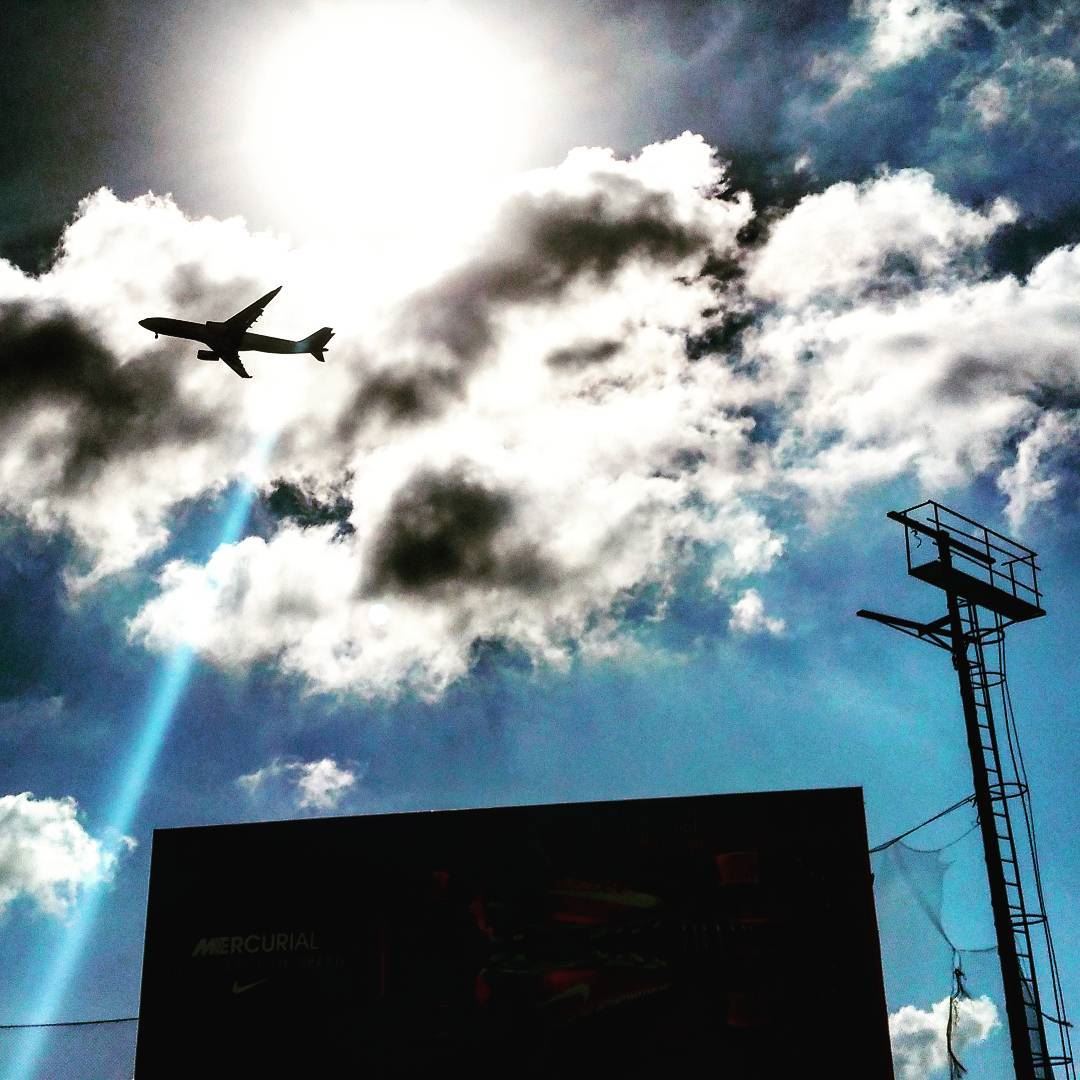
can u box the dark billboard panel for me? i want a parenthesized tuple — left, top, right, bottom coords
(135, 788, 893, 1077)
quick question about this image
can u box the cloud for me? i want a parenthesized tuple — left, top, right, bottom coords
(0, 189, 294, 584)
(812, 0, 962, 102)
(728, 588, 785, 636)
(997, 410, 1080, 527)
(364, 468, 554, 597)
(263, 479, 354, 536)
(237, 757, 359, 812)
(745, 168, 1015, 308)
(405, 166, 716, 366)
(968, 78, 1009, 129)
(0, 136, 753, 589)
(294, 759, 358, 810)
(889, 994, 999, 1080)
(743, 172, 1080, 506)
(0, 305, 219, 491)
(4, 139, 1079, 702)
(127, 135, 786, 699)
(545, 339, 622, 370)
(938, 36, 1080, 215)
(857, 0, 961, 72)
(0, 303, 225, 584)
(0, 792, 133, 917)
(964, 53, 1078, 132)
(335, 134, 748, 435)
(786, 2, 1080, 221)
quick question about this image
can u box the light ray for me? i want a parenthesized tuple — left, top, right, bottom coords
(10, 436, 275, 1080)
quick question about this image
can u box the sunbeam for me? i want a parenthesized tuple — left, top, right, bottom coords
(9, 438, 274, 1080)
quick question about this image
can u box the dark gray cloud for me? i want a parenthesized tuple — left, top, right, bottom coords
(408, 178, 713, 365)
(545, 339, 621, 369)
(263, 480, 354, 537)
(934, 348, 1080, 413)
(337, 174, 722, 438)
(337, 368, 464, 440)
(685, 309, 758, 362)
(166, 264, 263, 314)
(365, 469, 554, 597)
(934, 353, 1013, 405)
(0, 304, 219, 491)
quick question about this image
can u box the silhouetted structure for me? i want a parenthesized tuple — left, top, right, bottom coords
(134, 788, 894, 1078)
(859, 500, 1075, 1080)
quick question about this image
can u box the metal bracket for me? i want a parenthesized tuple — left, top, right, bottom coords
(855, 608, 953, 652)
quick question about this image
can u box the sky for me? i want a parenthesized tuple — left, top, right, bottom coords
(1, 0, 1078, 1076)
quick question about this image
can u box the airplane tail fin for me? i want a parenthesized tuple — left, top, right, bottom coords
(300, 327, 334, 362)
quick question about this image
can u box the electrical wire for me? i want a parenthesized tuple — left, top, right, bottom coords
(995, 621, 1076, 1076)
(0, 1017, 137, 1031)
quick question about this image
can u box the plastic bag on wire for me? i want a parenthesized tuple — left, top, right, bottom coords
(872, 824, 1013, 1080)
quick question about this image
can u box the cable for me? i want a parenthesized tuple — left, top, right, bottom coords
(997, 628, 1076, 1077)
(869, 793, 976, 853)
(897, 819, 980, 855)
(0, 1016, 137, 1031)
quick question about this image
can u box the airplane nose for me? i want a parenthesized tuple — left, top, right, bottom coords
(139, 319, 150, 329)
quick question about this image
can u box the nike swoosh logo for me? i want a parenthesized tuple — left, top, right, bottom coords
(232, 977, 269, 995)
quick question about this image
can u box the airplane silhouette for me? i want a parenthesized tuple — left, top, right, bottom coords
(139, 286, 333, 379)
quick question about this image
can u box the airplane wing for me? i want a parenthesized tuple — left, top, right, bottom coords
(224, 286, 282, 336)
(219, 349, 252, 379)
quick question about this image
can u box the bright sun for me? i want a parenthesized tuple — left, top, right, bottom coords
(244, 1, 542, 246)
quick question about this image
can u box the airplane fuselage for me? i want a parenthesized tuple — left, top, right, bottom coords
(138, 318, 311, 355)
(139, 286, 333, 378)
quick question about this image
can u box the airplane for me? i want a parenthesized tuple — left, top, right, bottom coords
(139, 286, 333, 379)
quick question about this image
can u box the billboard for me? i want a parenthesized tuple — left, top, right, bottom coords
(135, 788, 894, 1077)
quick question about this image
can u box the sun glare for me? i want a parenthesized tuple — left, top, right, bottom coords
(244, 2, 541, 247)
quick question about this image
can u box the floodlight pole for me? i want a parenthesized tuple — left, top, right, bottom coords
(857, 501, 1072, 1080)
(938, 543, 1044, 1080)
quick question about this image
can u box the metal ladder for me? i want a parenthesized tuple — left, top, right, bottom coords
(960, 599, 1053, 1077)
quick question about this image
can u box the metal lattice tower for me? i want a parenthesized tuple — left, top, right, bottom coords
(859, 500, 1074, 1080)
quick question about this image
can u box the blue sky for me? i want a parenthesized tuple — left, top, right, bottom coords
(1, 2, 1078, 1078)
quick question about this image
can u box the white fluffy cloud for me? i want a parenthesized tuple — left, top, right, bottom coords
(858, 0, 962, 71)
(745, 172, 1080, 508)
(3, 138, 1078, 701)
(0, 793, 132, 917)
(997, 410, 1080, 527)
(294, 758, 358, 810)
(0, 190, 297, 586)
(746, 169, 1015, 309)
(238, 757, 359, 811)
(126, 136, 788, 699)
(889, 994, 1000, 1080)
(728, 589, 786, 636)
